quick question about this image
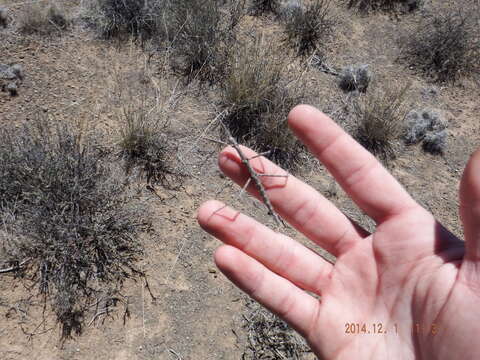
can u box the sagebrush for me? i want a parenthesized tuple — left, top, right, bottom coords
(0, 117, 148, 339)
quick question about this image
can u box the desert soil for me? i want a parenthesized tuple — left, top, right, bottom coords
(0, 0, 479, 359)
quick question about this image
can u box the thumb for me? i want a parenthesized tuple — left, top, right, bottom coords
(460, 149, 480, 262)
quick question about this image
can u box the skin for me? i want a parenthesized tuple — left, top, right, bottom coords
(197, 105, 480, 359)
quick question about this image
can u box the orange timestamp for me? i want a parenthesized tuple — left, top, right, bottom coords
(345, 322, 439, 335)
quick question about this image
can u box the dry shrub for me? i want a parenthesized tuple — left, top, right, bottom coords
(251, 0, 279, 15)
(221, 36, 303, 169)
(19, 2, 69, 35)
(170, 0, 233, 84)
(402, 10, 480, 83)
(0, 116, 148, 339)
(118, 102, 182, 189)
(83, 0, 168, 40)
(347, 0, 419, 12)
(242, 300, 310, 359)
(353, 83, 409, 159)
(284, 0, 334, 56)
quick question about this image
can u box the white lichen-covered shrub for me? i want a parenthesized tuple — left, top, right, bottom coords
(339, 64, 371, 93)
(423, 130, 447, 154)
(404, 109, 446, 144)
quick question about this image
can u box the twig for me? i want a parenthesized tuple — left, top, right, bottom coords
(88, 309, 109, 327)
(219, 121, 286, 227)
(0, 258, 31, 274)
(168, 348, 183, 360)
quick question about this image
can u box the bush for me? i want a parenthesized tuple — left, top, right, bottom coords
(242, 299, 310, 359)
(339, 64, 371, 93)
(347, 0, 420, 12)
(404, 109, 446, 144)
(221, 37, 303, 169)
(251, 0, 279, 15)
(19, 2, 69, 35)
(403, 11, 480, 83)
(0, 117, 148, 339)
(283, 0, 334, 56)
(170, 0, 227, 84)
(85, 0, 166, 40)
(118, 103, 182, 189)
(422, 130, 447, 154)
(353, 84, 409, 159)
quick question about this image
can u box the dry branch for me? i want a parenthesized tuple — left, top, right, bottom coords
(218, 119, 287, 228)
(0, 258, 30, 274)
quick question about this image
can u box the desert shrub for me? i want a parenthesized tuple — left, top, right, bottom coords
(19, 2, 69, 34)
(422, 130, 447, 154)
(84, 0, 167, 40)
(170, 0, 228, 84)
(339, 64, 371, 93)
(228, 0, 247, 30)
(118, 103, 182, 188)
(277, 0, 302, 20)
(283, 0, 334, 56)
(347, 0, 420, 12)
(404, 109, 446, 144)
(0, 117, 148, 339)
(242, 299, 310, 359)
(221, 37, 303, 169)
(251, 0, 279, 15)
(403, 11, 480, 83)
(353, 84, 409, 159)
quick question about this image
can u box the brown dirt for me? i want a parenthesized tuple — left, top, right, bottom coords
(1, 0, 479, 359)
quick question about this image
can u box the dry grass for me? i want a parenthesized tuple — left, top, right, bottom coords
(170, 0, 229, 84)
(402, 9, 480, 83)
(251, 0, 279, 15)
(220, 36, 303, 170)
(83, 0, 168, 41)
(242, 299, 310, 359)
(353, 83, 409, 159)
(117, 101, 183, 189)
(283, 0, 334, 57)
(19, 2, 69, 35)
(347, 0, 418, 12)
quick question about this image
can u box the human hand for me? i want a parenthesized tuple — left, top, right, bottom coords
(197, 105, 480, 359)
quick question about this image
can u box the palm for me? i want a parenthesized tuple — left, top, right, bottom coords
(198, 105, 480, 359)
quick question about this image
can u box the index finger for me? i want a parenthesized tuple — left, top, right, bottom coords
(288, 105, 418, 223)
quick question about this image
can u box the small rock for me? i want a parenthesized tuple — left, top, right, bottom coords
(11, 64, 24, 80)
